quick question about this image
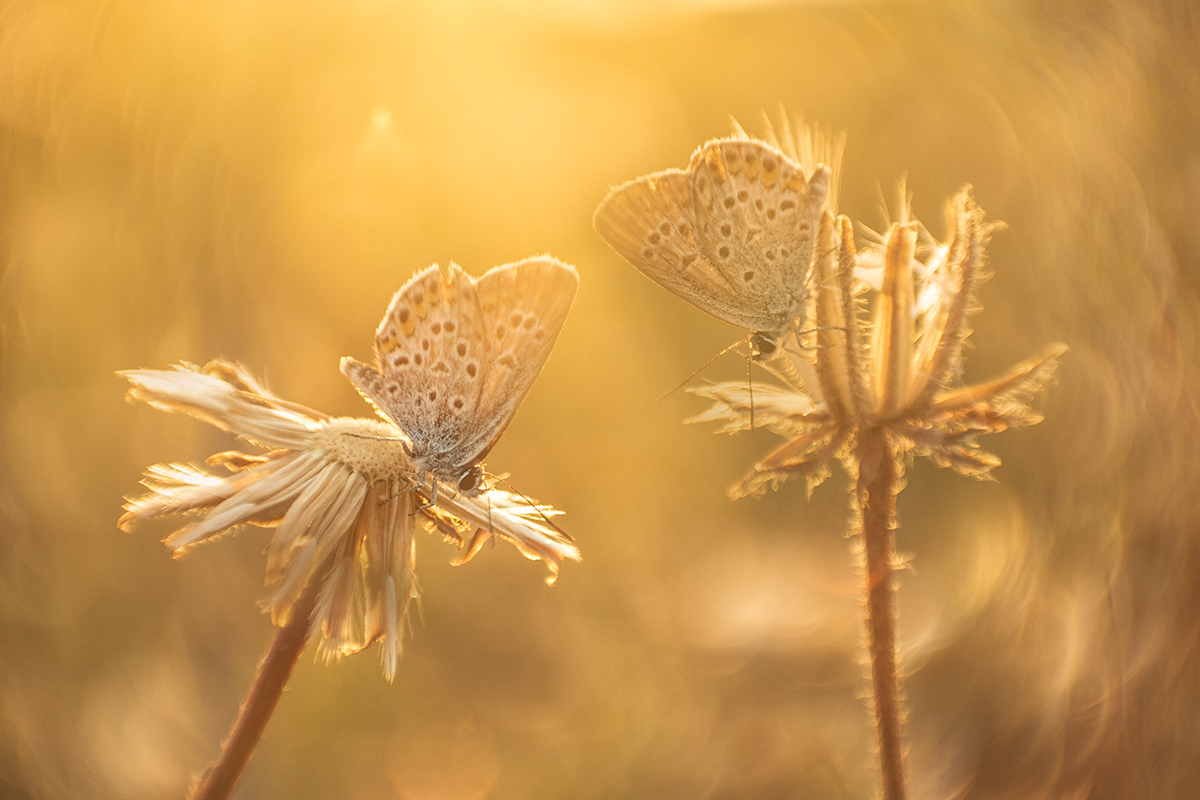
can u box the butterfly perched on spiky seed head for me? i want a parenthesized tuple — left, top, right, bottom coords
(594, 137, 830, 357)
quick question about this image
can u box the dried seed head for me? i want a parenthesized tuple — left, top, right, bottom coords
(312, 418, 416, 484)
(121, 361, 577, 680)
(691, 188, 1066, 494)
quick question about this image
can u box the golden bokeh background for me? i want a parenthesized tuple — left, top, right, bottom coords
(2, 0, 1199, 798)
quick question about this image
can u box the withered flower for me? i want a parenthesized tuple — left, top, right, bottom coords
(691, 190, 1065, 497)
(690, 189, 1065, 800)
(121, 360, 577, 682)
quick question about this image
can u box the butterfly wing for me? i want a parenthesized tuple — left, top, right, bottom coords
(341, 263, 488, 462)
(688, 138, 831, 336)
(450, 256, 579, 468)
(341, 258, 577, 481)
(593, 168, 784, 333)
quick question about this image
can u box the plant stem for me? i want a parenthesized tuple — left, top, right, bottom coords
(190, 579, 320, 800)
(857, 426, 907, 800)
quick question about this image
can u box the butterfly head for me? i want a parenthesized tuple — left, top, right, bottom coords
(749, 332, 777, 361)
(454, 463, 487, 497)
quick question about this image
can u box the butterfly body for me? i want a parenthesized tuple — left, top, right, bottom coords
(594, 137, 830, 355)
(342, 257, 578, 498)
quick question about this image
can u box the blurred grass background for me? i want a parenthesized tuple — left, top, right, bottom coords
(2, 0, 1199, 798)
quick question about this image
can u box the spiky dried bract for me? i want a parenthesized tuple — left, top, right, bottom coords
(434, 489, 574, 584)
(121, 361, 328, 449)
(690, 189, 1066, 494)
(687, 382, 822, 436)
(121, 360, 578, 681)
(906, 194, 996, 413)
(735, 426, 850, 500)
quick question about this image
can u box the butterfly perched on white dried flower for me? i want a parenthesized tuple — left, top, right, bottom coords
(120, 260, 579, 681)
(593, 119, 839, 358)
(341, 256, 578, 503)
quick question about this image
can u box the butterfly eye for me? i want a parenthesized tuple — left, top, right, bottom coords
(458, 467, 481, 493)
(750, 332, 776, 359)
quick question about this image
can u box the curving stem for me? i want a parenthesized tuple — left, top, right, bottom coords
(190, 578, 320, 800)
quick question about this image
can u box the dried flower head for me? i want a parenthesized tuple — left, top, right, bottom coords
(690, 189, 1067, 498)
(687, 186, 1064, 800)
(121, 360, 577, 681)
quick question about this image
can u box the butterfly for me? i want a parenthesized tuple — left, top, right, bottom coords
(593, 137, 830, 358)
(341, 256, 578, 501)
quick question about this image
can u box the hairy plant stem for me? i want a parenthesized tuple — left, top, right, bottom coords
(857, 426, 907, 800)
(190, 579, 320, 800)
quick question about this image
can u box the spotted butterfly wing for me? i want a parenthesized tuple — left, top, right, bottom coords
(456, 257, 578, 468)
(688, 138, 829, 334)
(341, 257, 578, 493)
(342, 264, 482, 461)
(594, 137, 830, 346)
(593, 169, 782, 333)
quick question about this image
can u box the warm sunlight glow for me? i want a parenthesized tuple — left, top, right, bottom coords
(1, 0, 1196, 798)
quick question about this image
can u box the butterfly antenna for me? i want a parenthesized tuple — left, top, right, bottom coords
(657, 339, 748, 401)
(339, 430, 415, 459)
(747, 348, 756, 431)
(486, 484, 494, 535)
(488, 474, 574, 543)
(340, 431, 398, 442)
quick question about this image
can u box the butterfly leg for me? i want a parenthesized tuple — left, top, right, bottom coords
(388, 469, 434, 513)
(414, 474, 437, 512)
